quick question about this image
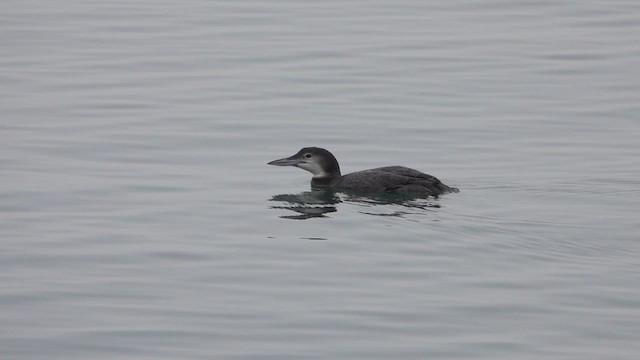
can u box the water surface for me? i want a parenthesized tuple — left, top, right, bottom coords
(2, 1, 639, 359)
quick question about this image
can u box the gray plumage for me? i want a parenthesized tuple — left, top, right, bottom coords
(268, 147, 458, 197)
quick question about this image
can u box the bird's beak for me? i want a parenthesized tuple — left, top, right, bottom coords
(268, 154, 303, 166)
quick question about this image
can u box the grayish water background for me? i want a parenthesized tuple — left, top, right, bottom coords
(2, 1, 639, 359)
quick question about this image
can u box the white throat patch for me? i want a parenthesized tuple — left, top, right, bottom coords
(297, 161, 328, 178)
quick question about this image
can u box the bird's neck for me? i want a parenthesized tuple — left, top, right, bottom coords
(311, 160, 340, 188)
(311, 173, 339, 188)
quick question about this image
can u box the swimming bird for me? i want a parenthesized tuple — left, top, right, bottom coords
(268, 147, 458, 197)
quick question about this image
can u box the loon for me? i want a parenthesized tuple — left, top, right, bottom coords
(268, 147, 458, 197)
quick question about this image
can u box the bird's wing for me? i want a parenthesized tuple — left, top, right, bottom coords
(370, 166, 442, 186)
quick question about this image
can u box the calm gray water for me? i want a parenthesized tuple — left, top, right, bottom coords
(2, 1, 640, 359)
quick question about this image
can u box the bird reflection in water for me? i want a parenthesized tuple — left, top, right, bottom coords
(269, 189, 442, 220)
(269, 190, 340, 220)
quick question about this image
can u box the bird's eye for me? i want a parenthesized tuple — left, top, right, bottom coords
(304, 153, 312, 159)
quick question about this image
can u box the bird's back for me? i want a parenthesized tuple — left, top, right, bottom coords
(332, 166, 458, 197)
